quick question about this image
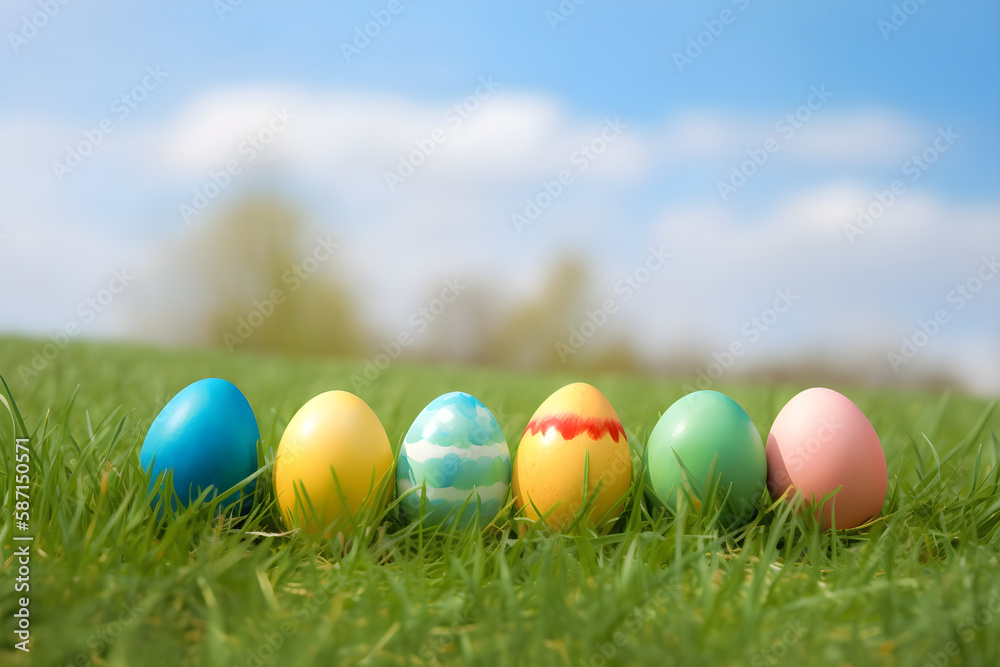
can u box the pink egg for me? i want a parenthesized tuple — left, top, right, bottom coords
(765, 388, 887, 530)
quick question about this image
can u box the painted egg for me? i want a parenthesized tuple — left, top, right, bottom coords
(139, 378, 260, 514)
(512, 382, 632, 532)
(274, 390, 394, 535)
(643, 390, 766, 524)
(396, 392, 511, 528)
(765, 387, 887, 530)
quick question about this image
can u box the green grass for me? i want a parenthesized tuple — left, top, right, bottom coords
(1, 335, 999, 667)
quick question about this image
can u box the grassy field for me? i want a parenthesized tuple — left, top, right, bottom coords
(1, 335, 999, 667)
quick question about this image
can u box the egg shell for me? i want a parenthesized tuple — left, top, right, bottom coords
(512, 382, 632, 531)
(396, 392, 511, 528)
(643, 390, 766, 524)
(765, 387, 887, 530)
(139, 378, 260, 514)
(274, 390, 393, 535)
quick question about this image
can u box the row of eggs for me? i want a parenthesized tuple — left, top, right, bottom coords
(139, 380, 888, 533)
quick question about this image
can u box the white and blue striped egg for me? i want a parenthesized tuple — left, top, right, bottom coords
(396, 392, 511, 528)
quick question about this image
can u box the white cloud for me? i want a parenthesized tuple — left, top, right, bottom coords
(150, 85, 653, 194)
(646, 186, 1000, 391)
(785, 110, 924, 163)
(654, 108, 924, 167)
(147, 87, 929, 196)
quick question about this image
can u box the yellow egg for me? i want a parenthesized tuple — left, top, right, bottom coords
(274, 391, 393, 535)
(512, 383, 632, 532)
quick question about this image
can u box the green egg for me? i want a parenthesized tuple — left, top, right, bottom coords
(643, 390, 767, 524)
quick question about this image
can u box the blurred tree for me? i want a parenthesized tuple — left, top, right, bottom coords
(418, 257, 646, 374)
(409, 281, 498, 365)
(203, 198, 367, 357)
(481, 257, 590, 370)
(127, 201, 648, 373)
(412, 257, 591, 370)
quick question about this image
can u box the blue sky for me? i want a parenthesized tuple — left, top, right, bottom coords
(1, 1, 998, 392)
(2, 0, 997, 224)
(6, 2, 999, 154)
(5, 1, 998, 200)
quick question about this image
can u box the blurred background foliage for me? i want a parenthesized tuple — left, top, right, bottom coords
(131, 196, 957, 390)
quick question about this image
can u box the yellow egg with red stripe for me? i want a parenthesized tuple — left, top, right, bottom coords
(274, 391, 393, 535)
(512, 383, 632, 532)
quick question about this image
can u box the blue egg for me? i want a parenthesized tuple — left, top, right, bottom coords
(140, 378, 260, 515)
(396, 392, 511, 528)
